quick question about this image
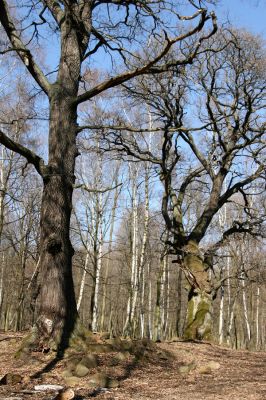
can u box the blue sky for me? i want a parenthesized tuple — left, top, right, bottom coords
(41, 1, 266, 73)
(217, 0, 265, 37)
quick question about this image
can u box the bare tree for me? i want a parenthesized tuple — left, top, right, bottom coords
(95, 29, 265, 340)
(0, 1, 217, 350)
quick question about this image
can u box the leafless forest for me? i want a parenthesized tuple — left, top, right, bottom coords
(0, 0, 265, 357)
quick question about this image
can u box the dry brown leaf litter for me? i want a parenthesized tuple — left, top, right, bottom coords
(0, 332, 265, 400)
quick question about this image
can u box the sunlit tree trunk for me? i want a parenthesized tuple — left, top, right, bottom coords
(227, 290, 239, 346)
(100, 171, 120, 331)
(183, 241, 213, 341)
(77, 250, 90, 312)
(139, 164, 150, 338)
(92, 191, 103, 332)
(163, 259, 170, 338)
(147, 261, 153, 339)
(256, 286, 260, 349)
(176, 269, 183, 337)
(123, 165, 139, 336)
(218, 284, 225, 345)
(241, 264, 251, 344)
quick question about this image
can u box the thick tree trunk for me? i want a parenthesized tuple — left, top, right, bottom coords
(35, 91, 79, 350)
(182, 241, 213, 341)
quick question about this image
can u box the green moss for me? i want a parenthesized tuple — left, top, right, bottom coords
(184, 292, 212, 341)
(185, 254, 203, 272)
(15, 327, 38, 358)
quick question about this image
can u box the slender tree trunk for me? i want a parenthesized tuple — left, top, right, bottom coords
(0, 146, 12, 316)
(100, 172, 120, 331)
(241, 266, 251, 344)
(154, 269, 161, 341)
(77, 251, 90, 311)
(218, 284, 225, 345)
(0, 253, 4, 311)
(176, 268, 183, 337)
(165, 261, 170, 338)
(256, 286, 260, 350)
(147, 261, 152, 339)
(154, 257, 165, 341)
(92, 192, 103, 332)
(139, 165, 150, 338)
(123, 165, 139, 336)
(227, 290, 239, 346)
(160, 256, 167, 336)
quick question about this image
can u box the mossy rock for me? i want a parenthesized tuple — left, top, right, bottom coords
(198, 361, 220, 374)
(108, 351, 131, 366)
(107, 378, 119, 388)
(80, 354, 98, 369)
(87, 343, 114, 353)
(74, 363, 90, 377)
(157, 350, 174, 361)
(61, 369, 73, 378)
(15, 328, 38, 358)
(88, 372, 119, 388)
(88, 372, 108, 388)
(114, 351, 130, 362)
(66, 355, 82, 371)
(63, 376, 80, 386)
(15, 319, 99, 357)
(106, 337, 124, 349)
(130, 341, 146, 356)
(179, 361, 197, 374)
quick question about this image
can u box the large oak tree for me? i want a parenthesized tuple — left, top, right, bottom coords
(95, 29, 266, 340)
(0, 0, 217, 350)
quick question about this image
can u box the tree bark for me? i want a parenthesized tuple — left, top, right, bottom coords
(35, 90, 79, 350)
(182, 241, 213, 341)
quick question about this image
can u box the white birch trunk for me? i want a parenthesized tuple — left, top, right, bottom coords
(140, 267, 145, 339)
(139, 165, 150, 338)
(218, 285, 224, 344)
(256, 286, 260, 349)
(123, 165, 139, 336)
(100, 167, 120, 331)
(92, 191, 103, 332)
(227, 291, 239, 346)
(77, 251, 90, 311)
(147, 261, 152, 339)
(227, 256, 231, 323)
(160, 256, 167, 336)
(164, 260, 170, 338)
(241, 266, 251, 343)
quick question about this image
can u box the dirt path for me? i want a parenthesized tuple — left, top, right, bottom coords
(0, 333, 265, 400)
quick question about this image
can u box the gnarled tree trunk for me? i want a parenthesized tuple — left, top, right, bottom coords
(182, 241, 213, 341)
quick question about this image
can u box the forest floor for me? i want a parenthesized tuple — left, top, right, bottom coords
(0, 331, 265, 400)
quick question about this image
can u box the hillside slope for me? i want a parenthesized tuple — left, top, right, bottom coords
(0, 332, 265, 400)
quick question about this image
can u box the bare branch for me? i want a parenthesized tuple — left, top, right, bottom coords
(76, 9, 216, 104)
(75, 182, 122, 194)
(0, 0, 51, 95)
(41, 0, 64, 25)
(0, 130, 46, 176)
